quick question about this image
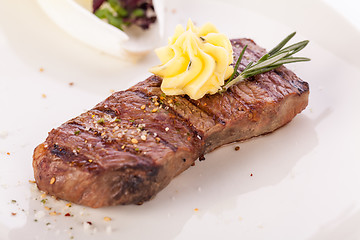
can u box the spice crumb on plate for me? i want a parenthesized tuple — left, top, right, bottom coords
(49, 211, 60, 216)
(49, 177, 56, 184)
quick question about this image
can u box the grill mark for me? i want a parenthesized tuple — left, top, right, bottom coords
(113, 143, 157, 163)
(227, 80, 263, 117)
(222, 90, 240, 114)
(129, 88, 152, 100)
(268, 72, 292, 98)
(161, 99, 205, 139)
(51, 143, 72, 158)
(50, 143, 102, 172)
(185, 96, 226, 125)
(178, 93, 225, 126)
(275, 68, 308, 94)
(131, 89, 205, 140)
(228, 86, 253, 113)
(99, 108, 118, 118)
(256, 73, 284, 100)
(145, 130, 178, 152)
(240, 82, 257, 100)
(227, 88, 259, 120)
(67, 120, 104, 138)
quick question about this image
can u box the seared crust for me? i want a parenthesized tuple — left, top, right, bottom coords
(33, 38, 309, 207)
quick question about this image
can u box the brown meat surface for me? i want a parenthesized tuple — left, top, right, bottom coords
(33, 38, 309, 207)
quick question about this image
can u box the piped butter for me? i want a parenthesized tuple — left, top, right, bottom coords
(150, 19, 234, 100)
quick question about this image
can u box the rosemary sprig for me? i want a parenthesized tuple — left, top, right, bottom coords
(221, 32, 310, 92)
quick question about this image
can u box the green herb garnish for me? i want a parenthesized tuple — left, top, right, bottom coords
(132, 8, 145, 18)
(221, 32, 310, 92)
(95, 8, 125, 30)
(95, 0, 128, 30)
(108, 0, 128, 17)
(94, 0, 155, 31)
(97, 118, 105, 124)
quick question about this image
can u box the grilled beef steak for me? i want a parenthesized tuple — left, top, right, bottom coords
(33, 38, 309, 208)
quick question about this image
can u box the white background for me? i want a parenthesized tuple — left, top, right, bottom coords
(1, 0, 360, 239)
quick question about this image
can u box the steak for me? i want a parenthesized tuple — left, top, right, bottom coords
(33, 38, 309, 208)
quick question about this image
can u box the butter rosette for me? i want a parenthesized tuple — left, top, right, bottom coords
(150, 19, 234, 100)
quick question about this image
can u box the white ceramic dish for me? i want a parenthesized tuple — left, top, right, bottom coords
(1, 0, 360, 239)
(36, 0, 164, 61)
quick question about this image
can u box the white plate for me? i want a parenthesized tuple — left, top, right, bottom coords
(1, 0, 360, 239)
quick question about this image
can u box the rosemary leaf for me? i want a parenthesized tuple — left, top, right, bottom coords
(248, 52, 288, 70)
(221, 32, 310, 92)
(272, 57, 311, 65)
(268, 32, 296, 56)
(225, 45, 248, 85)
(243, 61, 254, 72)
(242, 65, 283, 77)
(256, 53, 270, 63)
(273, 40, 309, 58)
